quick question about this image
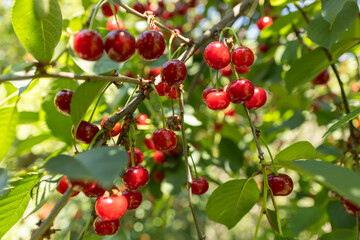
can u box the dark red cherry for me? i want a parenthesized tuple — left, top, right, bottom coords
(204, 41, 231, 70)
(155, 82, 171, 96)
(340, 197, 360, 216)
(95, 194, 128, 220)
(144, 137, 155, 150)
(221, 64, 232, 76)
(101, 117, 122, 137)
(235, 66, 250, 74)
(191, 176, 209, 195)
(246, 87, 267, 110)
(226, 79, 254, 104)
(124, 70, 134, 78)
(153, 150, 165, 164)
(202, 87, 223, 102)
(122, 166, 150, 190)
(259, 43, 269, 53)
(54, 89, 73, 116)
(132, 1, 146, 14)
(94, 217, 120, 236)
(232, 46, 254, 69)
(312, 70, 329, 85)
(101, 2, 119, 17)
(127, 148, 144, 167)
(148, 67, 161, 79)
(74, 121, 100, 144)
(73, 30, 104, 61)
(151, 129, 177, 151)
(67, 178, 96, 192)
(164, 144, 181, 156)
(161, 59, 187, 87)
(267, 173, 293, 196)
(166, 87, 179, 99)
(205, 91, 230, 110)
(106, 18, 126, 31)
(136, 30, 166, 60)
(56, 176, 80, 197)
(122, 190, 143, 210)
(137, 114, 148, 125)
(83, 183, 106, 198)
(257, 16, 273, 30)
(104, 30, 136, 62)
(153, 170, 165, 183)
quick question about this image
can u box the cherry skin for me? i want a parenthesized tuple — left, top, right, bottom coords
(83, 183, 106, 198)
(232, 46, 254, 69)
(235, 66, 250, 74)
(101, 2, 119, 17)
(74, 121, 99, 144)
(259, 43, 269, 53)
(132, 1, 146, 14)
(205, 91, 230, 110)
(122, 190, 143, 210)
(153, 170, 165, 183)
(104, 30, 136, 62)
(144, 137, 155, 150)
(191, 176, 209, 195)
(340, 197, 360, 216)
(95, 194, 128, 220)
(136, 30, 166, 60)
(127, 148, 144, 167)
(137, 113, 148, 125)
(164, 145, 181, 156)
(67, 178, 96, 192)
(56, 176, 80, 197)
(221, 64, 232, 76)
(257, 16, 273, 30)
(151, 129, 177, 151)
(148, 67, 161, 79)
(267, 173, 293, 196)
(122, 166, 150, 190)
(106, 18, 125, 31)
(54, 89, 73, 116)
(101, 117, 122, 137)
(202, 87, 223, 102)
(166, 87, 179, 99)
(94, 217, 120, 236)
(153, 150, 165, 164)
(204, 41, 231, 70)
(312, 70, 329, 85)
(155, 82, 171, 96)
(73, 30, 104, 61)
(161, 59, 187, 87)
(224, 107, 235, 116)
(226, 79, 254, 104)
(246, 87, 267, 110)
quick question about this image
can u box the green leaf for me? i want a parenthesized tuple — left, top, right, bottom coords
(270, 0, 297, 6)
(279, 160, 360, 206)
(323, 107, 360, 137)
(0, 107, 19, 162)
(319, 229, 356, 240)
(12, 133, 52, 157)
(34, 0, 50, 19)
(327, 201, 356, 229)
(18, 111, 39, 124)
(11, 0, 62, 62)
(321, 0, 346, 22)
(0, 173, 42, 238)
(206, 179, 260, 229)
(219, 137, 243, 168)
(0, 169, 8, 194)
(274, 141, 317, 163)
(287, 207, 325, 235)
(44, 146, 128, 187)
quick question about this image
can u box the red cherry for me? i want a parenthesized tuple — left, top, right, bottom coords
(83, 184, 106, 198)
(122, 166, 150, 190)
(104, 30, 136, 62)
(101, 2, 119, 17)
(267, 173, 293, 196)
(232, 46, 254, 69)
(95, 194, 128, 220)
(124, 70, 134, 78)
(312, 70, 329, 85)
(202, 87, 223, 102)
(259, 43, 269, 53)
(101, 117, 122, 137)
(145, 137, 155, 150)
(153, 170, 165, 183)
(136, 30, 166, 60)
(106, 18, 126, 31)
(67, 178, 96, 192)
(137, 114, 148, 125)
(56, 176, 80, 197)
(155, 82, 171, 96)
(94, 217, 120, 236)
(166, 87, 179, 99)
(153, 150, 165, 164)
(151, 129, 177, 151)
(340, 197, 360, 216)
(214, 122, 223, 132)
(148, 67, 161, 79)
(176, 2, 188, 15)
(74, 121, 100, 144)
(122, 190, 143, 210)
(221, 64, 232, 76)
(54, 89, 73, 116)
(162, 10, 175, 20)
(205, 91, 230, 110)
(191, 176, 209, 195)
(164, 144, 181, 156)
(226, 79, 254, 104)
(246, 87, 267, 110)
(132, 2, 146, 14)
(257, 16, 273, 30)
(127, 148, 144, 167)
(161, 59, 187, 87)
(224, 107, 235, 116)
(204, 41, 231, 70)
(73, 30, 104, 61)
(235, 66, 250, 74)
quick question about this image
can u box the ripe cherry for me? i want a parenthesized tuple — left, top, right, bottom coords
(104, 30, 136, 62)
(224, 107, 235, 116)
(74, 121, 99, 144)
(148, 67, 161, 79)
(101, 2, 119, 17)
(340, 197, 360, 216)
(67, 178, 96, 192)
(221, 64, 232, 76)
(101, 117, 122, 137)
(257, 16, 273, 30)
(161, 59, 187, 87)
(106, 18, 126, 31)
(267, 173, 293, 196)
(259, 43, 269, 53)
(54, 89, 73, 116)
(127, 148, 144, 167)
(73, 30, 104, 61)
(202, 87, 223, 102)
(204, 41, 231, 69)
(153, 150, 165, 164)
(205, 91, 230, 110)
(226, 79, 254, 104)
(164, 144, 181, 156)
(191, 176, 209, 195)
(122, 190, 143, 210)
(136, 30, 166, 60)
(151, 129, 177, 151)
(122, 166, 150, 190)
(144, 137, 155, 150)
(83, 183, 106, 198)
(56, 176, 80, 197)
(312, 70, 329, 85)
(132, 1, 146, 14)
(166, 87, 179, 99)
(95, 194, 128, 220)
(246, 87, 267, 110)
(94, 217, 120, 236)
(155, 82, 171, 96)
(235, 66, 250, 74)
(153, 170, 165, 183)
(232, 46, 254, 69)
(137, 113, 148, 125)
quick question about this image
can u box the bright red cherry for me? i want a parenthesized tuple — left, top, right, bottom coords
(202, 87, 223, 102)
(257, 16, 273, 30)
(226, 79, 254, 104)
(127, 148, 144, 167)
(340, 197, 360, 216)
(161, 59, 187, 87)
(144, 137, 155, 150)
(153, 170, 165, 183)
(104, 30, 136, 62)
(122, 190, 143, 210)
(191, 176, 209, 195)
(67, 178, 96, 192)
(232, 46, 254, 69)
(136, 30, 166, 60)
(267, 173, 293, 196)
(204, 41, 231, 70)
(54, 89, 73, 116)
(153, 150, 165, 164)
(132, 1, 146, 14)
(83, 183, 106, 198)
(73, 30, 104, 61)
(122, 166, 150, 190)
(155, 82, 171, 96)
(205, 91, 230, 110)
(312, 70, 329, 85)
(74, 121, 99, 144)
(106, 18, 126, 31)
(166, 87, 179, 99)
(95, 194, 128, 220)
(224, 107, 235, 116)
(101, 117, 122, 137)
(101, 2, 119, 17)
(235, 66, 250, 74)
(137, 114, 148, 125)
(94, 217, 120, 236)
(221, 64, 232, 76)
(246, 87, 267, 110)
(56, 176, 80, 197)
(151, 129, 177, 151)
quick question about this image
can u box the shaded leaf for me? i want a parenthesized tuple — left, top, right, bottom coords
(0, 169, 8, 194)
(327, 201, 356, 229)
(274, 141, 317, 163)
(321, 0, 346, 22)
(287, 207, 325, 235)
(323, 107, 360, 137)
(319, 229, 356, 240)
(13, 133, 52, 157)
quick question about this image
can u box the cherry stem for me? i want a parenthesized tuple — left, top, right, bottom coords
(209, 68, 214, 88)
(87, 129, 105, 150)
(89, 0, 105, 30)
(171, 46, 184, 60)
(88, 82, 112, 123)
(169, 34, 176, 59)
(259, 136, 278, 175)
(219, 27, 241, 46)
(78, 213, 95, 240)
(108, 0, 121, 30)
(215, 70, 219, 92)
(253, 209, 264, 240)
(151, 85, 166, 128)
(129, 124, 135, 167)
(189, 152, 199, 179)
(230, 62, 240, 79)
(125, 85, 138, 106)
